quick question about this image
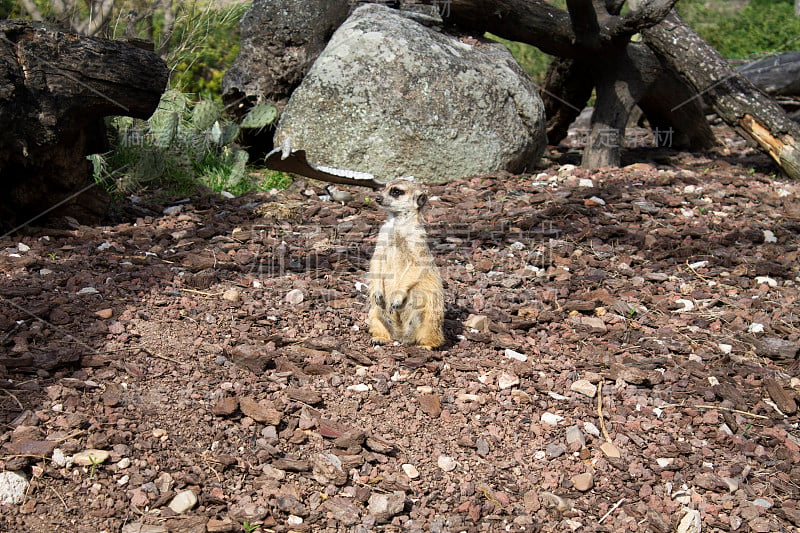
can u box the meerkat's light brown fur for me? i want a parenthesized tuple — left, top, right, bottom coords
(368, 178, 444, 349)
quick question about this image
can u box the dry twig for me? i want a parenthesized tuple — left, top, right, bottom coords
(1, 389, 24, 410)
(598, 497, 626, 524)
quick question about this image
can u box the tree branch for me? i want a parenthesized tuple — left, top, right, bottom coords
(448, 0, 579, 58)
(566, 0, 601, 50)
(611, 0, 678, 39)
(642, 9, 800, 178)
(19, 0, 44, 21)
(157, 0, 176, 58)
(74, 0, 115, 37)
(51, 0, 69, 18)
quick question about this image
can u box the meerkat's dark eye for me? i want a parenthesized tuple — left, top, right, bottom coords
(389, 187, 404, 198)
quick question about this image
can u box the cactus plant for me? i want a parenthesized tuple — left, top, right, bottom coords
(92, 91, 290, 199)
(192, 99, 222, 131)
(240, 102, 278, 130)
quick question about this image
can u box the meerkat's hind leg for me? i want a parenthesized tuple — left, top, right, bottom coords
(368, 305, 393, 345)
(416, 329, 444, 350)
(414, 294, 444, 349)
(399, 307, 423, 346)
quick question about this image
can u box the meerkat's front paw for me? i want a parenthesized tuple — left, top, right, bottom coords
(372, 291, 385, 309)
(370, 335, 391, 345)
(388, 291, 407, 312)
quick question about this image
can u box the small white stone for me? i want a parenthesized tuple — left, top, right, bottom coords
(222, 288, 240, 302)
(677, 508, 701, 533)
(583, 422, 601, 437)
(52, 448, 68, 467)
(168, 490, 198, 513)
(437, 455, 458, 472)
(162, 205, 183, 216)
(755, 276, 777, 287)
(73, 449, 110, 466)
(707, 376, 720, 387)
(77, 287, 99, 295)
(763, 230, 777, 243)
(39, 268, 53, 276)
(402, 463, 420, 479)
(672, 299, 695, 313)
(587, 195, 606, 205)
(347, 383, 370, 392)
(578, 178, 594, 187)
(656, 457, 674, 468)
(287, 515, 304, 526)
(116, 457, 131, 469)
(748, 322, 765, 334)
(97, 241, 112, 251)
(547, 391, 568, 400)
(718, 343, 732, 354)
(17, 243, 30, 252)
(509, 241, 525, 251)
(558, 164, 577, 174)
(456, 393, 481, 402)
(688, 260, 708, 269)
(0, 471, 29, 505)
(570, 379, 597, 398)
(117, 474, 130, 486)
(541, 412, 564, 426)
(497, 372, 520, 390)
(285, 288, 304, 304)
(504, 348, 527, 362)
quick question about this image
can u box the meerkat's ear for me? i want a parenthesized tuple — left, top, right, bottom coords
(415, 191, 428, 209)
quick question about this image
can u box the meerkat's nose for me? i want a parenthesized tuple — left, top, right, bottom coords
(375, 194, 383, 205)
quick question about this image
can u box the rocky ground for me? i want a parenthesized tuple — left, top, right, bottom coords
(1, 125, 799, 532)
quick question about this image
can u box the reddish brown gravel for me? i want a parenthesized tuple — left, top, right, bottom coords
(1, 126, 799, 532)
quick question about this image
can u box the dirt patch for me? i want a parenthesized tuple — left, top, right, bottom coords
(1, 127, 799, 532)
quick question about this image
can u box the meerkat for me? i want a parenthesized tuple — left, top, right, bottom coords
(368, 178, 444, 349)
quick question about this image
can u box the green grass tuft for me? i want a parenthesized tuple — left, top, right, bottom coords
(681, 0, 800, 60)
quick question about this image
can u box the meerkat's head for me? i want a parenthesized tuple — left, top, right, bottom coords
(376, 178, 427, 215)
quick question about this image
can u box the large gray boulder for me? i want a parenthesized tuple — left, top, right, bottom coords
(274, 4, 547, 183)
(222, 0, 351, 111)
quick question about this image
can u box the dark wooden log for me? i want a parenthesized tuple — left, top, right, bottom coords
(0, 20, 168, 232)
(638, 63, 717, 150)
(446, 0, 710, 167)
(737, 52, 800, 98)
(542, 58, 593, 146)
(583, 43, 661, 167)
(642, 10, 800, 179)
